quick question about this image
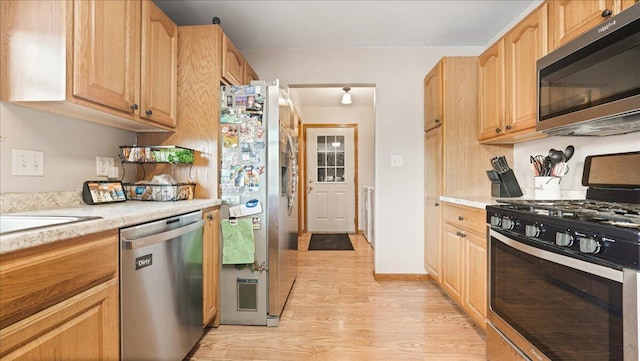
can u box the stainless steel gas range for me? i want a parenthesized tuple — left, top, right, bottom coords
(486, 151, 640, 361)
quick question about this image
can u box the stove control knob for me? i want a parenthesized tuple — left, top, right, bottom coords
(555, 232, 573, 247)
(501, 217, 517, 230)
(579, 237, 601, 254)
(490, 215, 502, 227)
(525, 224, 543, 238)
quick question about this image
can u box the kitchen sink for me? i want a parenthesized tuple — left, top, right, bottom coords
(0, 215, 102, 235)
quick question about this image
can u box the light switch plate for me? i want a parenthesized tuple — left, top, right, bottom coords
(96, 156, 115, 177)
(12, 149, 44, 176)
(391, 154, 403, 167)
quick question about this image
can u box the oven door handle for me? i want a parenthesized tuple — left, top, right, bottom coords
(490, 229, 623, 283)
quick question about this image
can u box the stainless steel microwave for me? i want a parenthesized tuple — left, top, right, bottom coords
(537, 3, 640, 136)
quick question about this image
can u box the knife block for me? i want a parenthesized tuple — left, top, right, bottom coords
(492, 170, 523, 197)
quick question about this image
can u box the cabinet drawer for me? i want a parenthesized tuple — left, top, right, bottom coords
(443, 204, 486, 235)
(0, 231, 118, 329)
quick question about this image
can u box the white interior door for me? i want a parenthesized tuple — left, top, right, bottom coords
(306, 127, 355, 233)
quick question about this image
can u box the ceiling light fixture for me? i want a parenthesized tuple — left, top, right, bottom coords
(341, 87, 352, 105)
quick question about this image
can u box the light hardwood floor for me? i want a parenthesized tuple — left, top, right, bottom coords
(187, 233, 487, 361)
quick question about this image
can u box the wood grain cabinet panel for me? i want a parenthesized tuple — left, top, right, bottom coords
(0, 231, 119, 359)
(0, 0, 177, 132)
(424, 127, 442, 282)
(478, 39, 506, 141)
(442, 203, 487, 331)
(442, 224, 464, 306)
(140, 0, 178, 128)
(505, 3, 548, 135)
(203, 207, 221, 327)
(222, 33, 245, 85)
(0, 279, 119, 360)
(549, 0, 617, 51)
(424, 62, 443, 132)
(0, 231, 118, 329)
(244, 61, 260, 84)
(73, 0, 140, 114)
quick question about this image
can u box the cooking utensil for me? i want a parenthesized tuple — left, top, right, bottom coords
(563, 145, 575, 162)
(548, 149, 565, 163)
(491, 156, 511, 173)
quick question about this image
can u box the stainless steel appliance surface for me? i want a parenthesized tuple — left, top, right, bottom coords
(219, 81, 298, 326)
(536, 3, 640, 136)
(486, 151, 640, 361)
(120, 211, 204, 361)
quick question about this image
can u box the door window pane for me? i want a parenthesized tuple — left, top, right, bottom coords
(316, 135, 346, 183)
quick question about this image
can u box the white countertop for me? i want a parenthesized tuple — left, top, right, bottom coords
(0, 199, 221, 255)
(440, 190, 587, 210)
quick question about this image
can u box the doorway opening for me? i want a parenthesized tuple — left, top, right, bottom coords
(288, 84, 375, 238)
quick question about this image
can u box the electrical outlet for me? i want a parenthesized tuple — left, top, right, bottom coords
(12, 149, 44, 176)
(96, 156, 115, 177)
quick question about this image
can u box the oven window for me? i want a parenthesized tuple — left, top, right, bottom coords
(491, 237, 623, 360)
(539, 18, 640, 120)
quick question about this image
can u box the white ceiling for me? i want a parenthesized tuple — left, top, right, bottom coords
(153, 0, 536, 107)
(154, 0, 536, 49)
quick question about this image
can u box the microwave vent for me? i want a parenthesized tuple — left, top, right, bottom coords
(542, 111, 640, 136)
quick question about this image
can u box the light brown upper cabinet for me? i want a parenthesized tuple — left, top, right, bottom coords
(502, 3, 549, 142)
(478, 39, 506, 141)
(548, 0, 625, 51)
(75, 0, 177, 128)
(1, 0, 177, 132)
(424, 61, 443, 132)
(222, 33, 245, 85)
(478, 4, 551, 144)
(244, 62, 260, 84)
(140, 0, 178, 128)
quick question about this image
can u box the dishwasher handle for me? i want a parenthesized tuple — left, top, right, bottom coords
(122, 219, 204, 250)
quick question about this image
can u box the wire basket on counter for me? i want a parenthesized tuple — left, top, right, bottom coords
(123, 183, 195, 201)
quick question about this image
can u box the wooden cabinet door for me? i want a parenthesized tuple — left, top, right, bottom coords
(0, 279, 119, 360)
(505, 3, 548, 134)
(140, 0, 177, 128)
(73, 0, 140, 114)
(442, 224, 464, 305)
(621, 0, 638, 11)
(203, 208, 220, 327)
(464, 230, 487, 331)
(549, 0, 617, 51)
(222, 33, 245, 85)
(424, 127, 443, 282)
(244, 62, 259, 84)
(478, 39, 505, 141)
(424, 61, 443, 131)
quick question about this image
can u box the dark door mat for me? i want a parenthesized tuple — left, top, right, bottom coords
(308, 233, 354, 251)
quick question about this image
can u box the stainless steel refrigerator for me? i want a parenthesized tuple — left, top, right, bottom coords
(219, 80, 298, 326)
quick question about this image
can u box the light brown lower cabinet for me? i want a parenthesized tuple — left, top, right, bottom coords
(0, 231, 119, 359)
(442, 203, 487, 331)
(203, 207, 221, 327)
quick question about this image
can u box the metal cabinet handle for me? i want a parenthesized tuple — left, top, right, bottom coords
(496, 127, 502, 133)
(130, 103, 139, 111)
(458, 216, 464, 221)
(456, 231, 466, 238)
(435, 202, 440, 207)
(145, 109, 153, 116)
(435, 118, 440, 124)
(207, 214, 214, 220)
(505, 125, 512, 130)
(602, 9, 612, 17)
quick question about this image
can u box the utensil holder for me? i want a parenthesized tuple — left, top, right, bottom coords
(534, 176, 561, 200)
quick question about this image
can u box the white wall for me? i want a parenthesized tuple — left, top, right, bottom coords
(243, 46, 483, 274)
(513, 133, 640, 196)
(296, 104, 375, 230)
(0, 102, 137, 193)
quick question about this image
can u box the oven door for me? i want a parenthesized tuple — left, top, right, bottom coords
(489, 229, 625, 361)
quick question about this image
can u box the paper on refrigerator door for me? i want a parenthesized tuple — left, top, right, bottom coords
(229, 199, 263, 217)
(221, 218, 254, 264)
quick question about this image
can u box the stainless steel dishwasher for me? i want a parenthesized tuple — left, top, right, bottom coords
(120, 211, 204, 361)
